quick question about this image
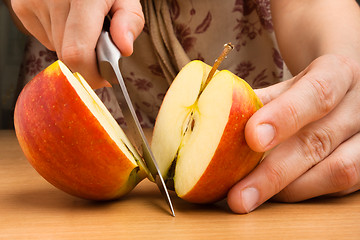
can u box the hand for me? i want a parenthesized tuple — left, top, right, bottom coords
(11, 0, 144, 89)
(228, 54, 360, 213)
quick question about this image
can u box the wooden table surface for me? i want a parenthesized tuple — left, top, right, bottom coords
(1, 129, 360, 239)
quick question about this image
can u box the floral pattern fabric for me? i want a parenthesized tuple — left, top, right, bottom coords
(17, 0, 289, 128)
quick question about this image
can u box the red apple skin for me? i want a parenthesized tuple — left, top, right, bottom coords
(180, 79, 263, 203)
(14, 61, 143, 200)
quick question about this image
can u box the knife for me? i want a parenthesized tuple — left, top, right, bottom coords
(96, 17, 175, 217)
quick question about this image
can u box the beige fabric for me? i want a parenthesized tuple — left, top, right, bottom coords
(143, 0, 191, 83)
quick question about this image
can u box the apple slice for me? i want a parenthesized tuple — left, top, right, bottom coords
(14, 60, 150, 200)
(151, 57, 264, 203)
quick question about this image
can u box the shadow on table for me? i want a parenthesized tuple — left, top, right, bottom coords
(5, 179, 233, 216)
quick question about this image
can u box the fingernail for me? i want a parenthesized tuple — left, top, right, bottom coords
(257, 123, 275, 148)
(241, 187, 259, 213)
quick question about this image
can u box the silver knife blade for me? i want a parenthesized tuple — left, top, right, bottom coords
(96, 29, 175, 217)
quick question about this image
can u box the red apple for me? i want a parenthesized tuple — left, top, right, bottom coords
(14, 60, 149, 200)
(14, 44, 263, 205)
(151, 59, 264, 203)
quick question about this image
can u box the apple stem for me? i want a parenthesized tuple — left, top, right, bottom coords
(183, 43, 233, 139)
(201, 43, 234, 93)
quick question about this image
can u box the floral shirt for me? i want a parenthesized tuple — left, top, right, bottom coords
(17, 0, 288, 128)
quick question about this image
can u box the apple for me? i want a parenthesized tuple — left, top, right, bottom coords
(151, 44, 264, 203)
(14, 60, 151, 200)
(14, 44, 263, 205)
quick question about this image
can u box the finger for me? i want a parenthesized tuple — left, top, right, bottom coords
(27, 17, 54, 51)
(254, 75, 298, 105)
(110, 0, 145, 56)
(330, 183, 360, 197)
(34, 2, 54, 47)
(11, 0, 54, 50)
(61, 0, 111, 89)
(273, 133, 360, 202)
(245, 55, 356, 152)
(227, 84, 360, 213)
(48, 0, 71, 58)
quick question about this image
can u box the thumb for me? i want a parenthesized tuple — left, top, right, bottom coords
(110, 0, 145, 56)
(246, 76, 297, 152)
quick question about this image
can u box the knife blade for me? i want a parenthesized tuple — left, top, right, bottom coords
(96, 19, 175, 217)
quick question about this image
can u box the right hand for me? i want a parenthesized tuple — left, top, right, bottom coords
(11, 0, 145, 89)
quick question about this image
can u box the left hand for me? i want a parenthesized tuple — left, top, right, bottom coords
(227, 54, 360, 213)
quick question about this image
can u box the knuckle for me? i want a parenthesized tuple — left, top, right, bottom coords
(334, 54, 360, 88)
(332, 54, 358, 74)
(133, 0, 145, 22)
(297, 127, 333, 166)
(60, 44, 88, 66)
(114, 0, 145, 29)
(284, 100, 301, 131)
(130, 9, 145, 30)
(263, 162, 288, 194)
(308, 75, 336, 114)
(329, 157, 359, 190)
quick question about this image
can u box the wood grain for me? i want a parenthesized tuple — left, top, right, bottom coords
(1, 130, 360, 239)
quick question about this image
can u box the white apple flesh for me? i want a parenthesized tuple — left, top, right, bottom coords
(151, 60, 264, 203)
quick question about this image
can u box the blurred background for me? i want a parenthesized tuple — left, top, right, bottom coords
(1, 1, 360, 129)
(1, 2, 26, 129)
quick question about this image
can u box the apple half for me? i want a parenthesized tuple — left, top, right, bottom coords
(151, 60, 264, 203)
(14, 60, 150, 200)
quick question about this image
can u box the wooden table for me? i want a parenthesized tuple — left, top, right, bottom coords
(1, 130, 360, 239)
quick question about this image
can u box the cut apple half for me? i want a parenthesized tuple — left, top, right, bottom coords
(151, 60, 264, 203)
(14, 60, 150, 200)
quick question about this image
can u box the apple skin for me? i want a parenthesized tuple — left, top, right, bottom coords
(14, 61, 145, 200)
(180, 76, 263, 203)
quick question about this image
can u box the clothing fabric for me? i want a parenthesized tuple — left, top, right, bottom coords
(17, 0, 289, 128)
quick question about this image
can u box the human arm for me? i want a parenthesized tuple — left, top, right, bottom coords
(4, 0, 145, 89)
(272, 0, 360, 74)
(228, 0, 360, 213)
